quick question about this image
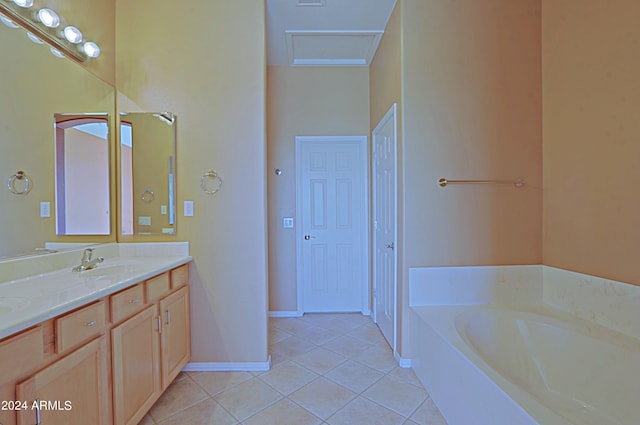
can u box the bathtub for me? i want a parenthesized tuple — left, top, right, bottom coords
(411, 303, 640, 425)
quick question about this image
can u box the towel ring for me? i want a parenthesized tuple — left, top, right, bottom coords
(7, 171, 32, 195)
(140, 188, 154, 203)
(201, 169, 222, 195)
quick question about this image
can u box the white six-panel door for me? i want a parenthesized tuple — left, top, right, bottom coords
(372, 104, 397, 351)
(296, 136, 368, 313)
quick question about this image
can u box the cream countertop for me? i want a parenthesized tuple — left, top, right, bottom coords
(0, 243, 191, 340)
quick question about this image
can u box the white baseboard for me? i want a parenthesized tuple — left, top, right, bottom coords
(395, 353, 412, 368)
(184, 357, 271, 372)
(268, 310, 302, 317)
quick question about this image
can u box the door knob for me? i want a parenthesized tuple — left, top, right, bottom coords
(304, 235, 316, 240)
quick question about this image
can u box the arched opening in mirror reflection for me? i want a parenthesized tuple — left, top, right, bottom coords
(54, 114, 110, 235)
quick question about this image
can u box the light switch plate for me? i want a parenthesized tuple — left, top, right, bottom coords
(161, 205, 167, 215)
(283, 217, 294, 228)
(40, 202, 50, 218)
(184, 201, 194, 217)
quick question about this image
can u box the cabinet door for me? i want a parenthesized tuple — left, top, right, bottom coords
(112, 304, 161, 425)
(16, 336, 110, 425)
(159, 285, 191, 388)
(0, 326, 45, 425)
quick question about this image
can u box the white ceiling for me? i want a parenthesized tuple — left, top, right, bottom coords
(266, 0, 397, 67)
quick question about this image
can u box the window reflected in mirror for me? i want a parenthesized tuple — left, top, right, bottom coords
(120, 112, 176, 236)
(54, 114, 110, 235)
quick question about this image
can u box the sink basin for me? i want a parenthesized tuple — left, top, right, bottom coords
(0, 297, 30, 314)
(80, 263, 143, 277)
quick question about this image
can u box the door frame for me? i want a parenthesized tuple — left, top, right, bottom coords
(295, 135, 370, 316)
(372, 104, 398, 355)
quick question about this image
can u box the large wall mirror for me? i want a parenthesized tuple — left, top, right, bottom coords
(54, 114, 110, 235)
(120, 112, 177, 236)
(0, 17, 115, 258)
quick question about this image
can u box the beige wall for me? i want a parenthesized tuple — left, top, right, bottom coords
(116, 0, 268, 363)
(267, 66, 370, 312)
(542, 0, 640, 285)
(370, 0, 542, 357)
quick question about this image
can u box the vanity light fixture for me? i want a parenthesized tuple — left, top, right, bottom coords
(49, 47, 64, 58)
(26, 31, 43, 44)
(12, 0, 33, 8)
(62, 25, 82, 44)
(0, 1, 100, 62)
(81, 41, 100, 58)
(0, 15, 18, 28)
(36, 8, 59, 28)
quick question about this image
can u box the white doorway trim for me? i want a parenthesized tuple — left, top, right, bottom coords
(295, 135, 370, 316)
(372, 104, 398, 356)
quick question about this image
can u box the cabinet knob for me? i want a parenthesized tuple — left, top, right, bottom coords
(85, 320, 97, 327)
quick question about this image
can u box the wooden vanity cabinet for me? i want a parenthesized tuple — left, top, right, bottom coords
(112, 304, 161, 425)
(159, 285, 191, 388)
(16, 336, 111, 425)
(0, 326, 46, 425)
(111, 265, 191, 425)
(6, 299, 111, 425)
(0, 263, 191, 425)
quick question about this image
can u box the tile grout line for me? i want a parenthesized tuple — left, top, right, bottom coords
(146, 314, 442, 425)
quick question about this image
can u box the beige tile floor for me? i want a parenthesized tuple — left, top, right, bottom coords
(138, 313, 448, 425)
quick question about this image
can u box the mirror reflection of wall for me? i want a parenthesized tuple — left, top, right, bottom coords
(120, 112, 176, 236)
(54, 114, 110, 235)
(0, 16, 115, 258)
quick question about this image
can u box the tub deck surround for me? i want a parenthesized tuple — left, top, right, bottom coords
(0, 242, 191, 340)
(542, 266, 640, 341)
(409, 265, 640, 425)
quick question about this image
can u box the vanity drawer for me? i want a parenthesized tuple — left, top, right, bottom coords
(56, 300, 107, 353)
(146, 272, 170, 302)
(111, 284, 145, 324)
(170, 264, 189, 289)
(0, 326, 44, 383)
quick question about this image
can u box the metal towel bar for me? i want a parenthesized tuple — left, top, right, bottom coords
(438, 178, 525, 188)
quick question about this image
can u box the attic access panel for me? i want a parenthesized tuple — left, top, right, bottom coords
(286, 30, 383, 66)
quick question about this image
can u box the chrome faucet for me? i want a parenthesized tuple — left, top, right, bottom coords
(72, 248, 104, 272)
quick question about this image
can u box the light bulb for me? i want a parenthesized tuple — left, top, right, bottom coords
(26, 32, 43, 44)
(50, 47, 65, 58)
(37, 8, 60, 28)
(82, 41, 100, 58)
(13, 0, 34, 8)
(62, 26, 82, 44)
(0, 16, 19, 29)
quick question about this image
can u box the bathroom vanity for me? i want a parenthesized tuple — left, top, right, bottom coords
(0, 244, 192, 425)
